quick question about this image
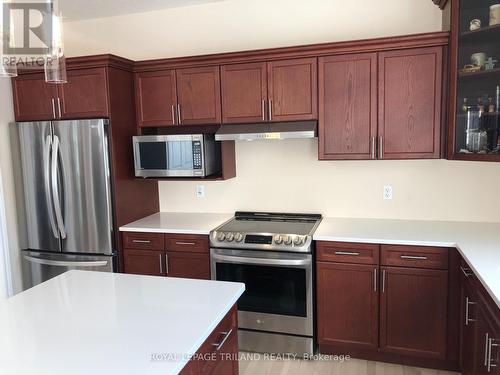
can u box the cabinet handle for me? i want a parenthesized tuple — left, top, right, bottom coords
(465, 297, 477, 326)
(165, 254, 169, 275)
(51, 98, 56, 119)
(379, 136, 383, 159)
(382, 269, 386, 293)
(171, 104, 176, 124)
(268, 100, 272, 121)
(461, 266, 473, 277)
(262, 99, 266, 121)
(212, 329, 233, 351)
(175, 241, 196, 246)
(334, 251, 360, 256)
(132, 239, 151, 244)
(371, 137, 376, 159)
(400, 255, 428, 260)
(177, 104, 182, 124)
(373, 268, 377, 292)
(57, 97, 62, 118)
(488, 338, 499, 372)
(159, 253, 163, 274)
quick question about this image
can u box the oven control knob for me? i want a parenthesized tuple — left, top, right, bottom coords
(294, 236, 304, 246)
(226, 233, 235, 242)
(283, 236, 292, 245)
(217, 232, 226, 241)
(274, 235, 283, 244)
(235, 233, 244, 242)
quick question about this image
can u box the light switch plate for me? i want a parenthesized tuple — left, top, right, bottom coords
(383, 185, 393, 200)
(196, 185, 205, 198)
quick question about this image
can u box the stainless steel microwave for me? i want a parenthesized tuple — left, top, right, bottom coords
(133, 134, 221, 178)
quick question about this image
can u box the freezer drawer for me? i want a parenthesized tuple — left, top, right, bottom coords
(22, 251, 114, 289)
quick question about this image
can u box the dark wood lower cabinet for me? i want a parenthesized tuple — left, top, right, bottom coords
(122, 232, 210, 280)
(122, 249, 165, 276)
(166, 251, 210, 280)
(380, 266, 448, 360)
(317, 262, 378, 350)
(180, 305, 238, 375)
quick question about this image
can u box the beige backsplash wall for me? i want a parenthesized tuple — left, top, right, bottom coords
(63, 0, 500, 222)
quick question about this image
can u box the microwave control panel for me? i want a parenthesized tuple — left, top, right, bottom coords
(193, 141, 202, 169)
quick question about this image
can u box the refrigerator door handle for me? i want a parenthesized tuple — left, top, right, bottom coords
(24, 255, 109, 268)
(44, 136, 59, 239)
(51, 135, 67, 239)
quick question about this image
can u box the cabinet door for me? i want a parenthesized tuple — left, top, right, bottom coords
(123, 249, 165, 276)
(460, 276, 478, 375)
(378, 47, 442, 159)
(380, 266, 448, 359)
(207, 333, 238, 375)
(319, 53, 377, 160)
(317, 262, 379, 350)
(135, 70, 177, 127)
(221, 62, 267, 124)
(176, 66, 221, 125)
(166, 251, 210, 280)
(12, 73, 57, 121)
(267, 58, 318, 122)
(58, 68, 109, 119)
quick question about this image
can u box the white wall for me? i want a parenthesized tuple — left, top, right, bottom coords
(59, 0, 497, 222)
(0, 79, 22, 294)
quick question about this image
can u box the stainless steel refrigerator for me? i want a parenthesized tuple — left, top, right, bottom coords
(16, 119, 115, 288)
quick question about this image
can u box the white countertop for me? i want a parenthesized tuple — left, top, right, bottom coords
(0, 270, 245, 375)
(314, 217, 500, 309)
(119, 212, 232, 235)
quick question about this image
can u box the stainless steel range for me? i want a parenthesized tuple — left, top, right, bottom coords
(210, 212, 322, 356)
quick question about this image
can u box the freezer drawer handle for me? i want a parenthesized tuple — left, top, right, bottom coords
(24, 255, 109, 268)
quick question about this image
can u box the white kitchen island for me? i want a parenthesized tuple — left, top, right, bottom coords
(0, 270, 244, 375)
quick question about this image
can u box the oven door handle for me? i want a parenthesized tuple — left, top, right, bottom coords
(211, 253, 311, 267)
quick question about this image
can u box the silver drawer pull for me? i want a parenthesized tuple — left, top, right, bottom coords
(400, 255, 427, 260)
(175, 241, 196, 246)
(334, 251, 360, 256)
(488, 338, 499, 372)
(460, 266, 473, 277)
(465, 297, 477, 326)
(212, 329, 233, 351)
(132, 239, 151, 244)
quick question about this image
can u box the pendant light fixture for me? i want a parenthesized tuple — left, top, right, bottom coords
(44, 11, 67, 83)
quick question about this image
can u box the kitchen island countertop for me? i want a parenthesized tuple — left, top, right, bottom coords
(0, 270, 244, 375)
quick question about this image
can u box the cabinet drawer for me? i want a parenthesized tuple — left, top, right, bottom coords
(317, 241, 379, 265)
(122, 232, 164, 250)
(165, 234, 209, 253)
(198, 306, 237, 375)
(381, 245, 448, 270)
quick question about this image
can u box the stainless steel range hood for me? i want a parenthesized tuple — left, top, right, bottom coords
(215, 121, 317, 141)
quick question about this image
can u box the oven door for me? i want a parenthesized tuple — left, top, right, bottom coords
(133, 135, 204, 177)
(210, 248, 313, 336)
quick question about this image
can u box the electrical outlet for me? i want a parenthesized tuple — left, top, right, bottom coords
(195, 185, 205, 198)
(383, 185, 393, 200)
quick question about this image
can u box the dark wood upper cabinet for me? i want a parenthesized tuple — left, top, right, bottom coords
(317, 262, 379, 350)
(176, 66, 221, 125)
(58, 67, 109, 119)
(267, 58, 318, 122)
(135, 70, 177, 127)
(378, 47, 443, 159)
(12, 73, 58, 121)
(319, 53, 377, 160)
(221, 62, 267, 124)
(380, 266, 448, 360)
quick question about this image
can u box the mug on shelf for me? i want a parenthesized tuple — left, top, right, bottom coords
(471, 52, 487, 68)
(469, 19, 481, 30)
(491, 4, 500, 26)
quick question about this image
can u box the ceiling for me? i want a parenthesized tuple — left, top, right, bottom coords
(58, 0, 227, 21)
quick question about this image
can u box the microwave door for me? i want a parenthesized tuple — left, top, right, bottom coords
(135, 140, 169, 178)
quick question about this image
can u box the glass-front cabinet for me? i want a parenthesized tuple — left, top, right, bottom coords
(449, 0, 500, 161)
